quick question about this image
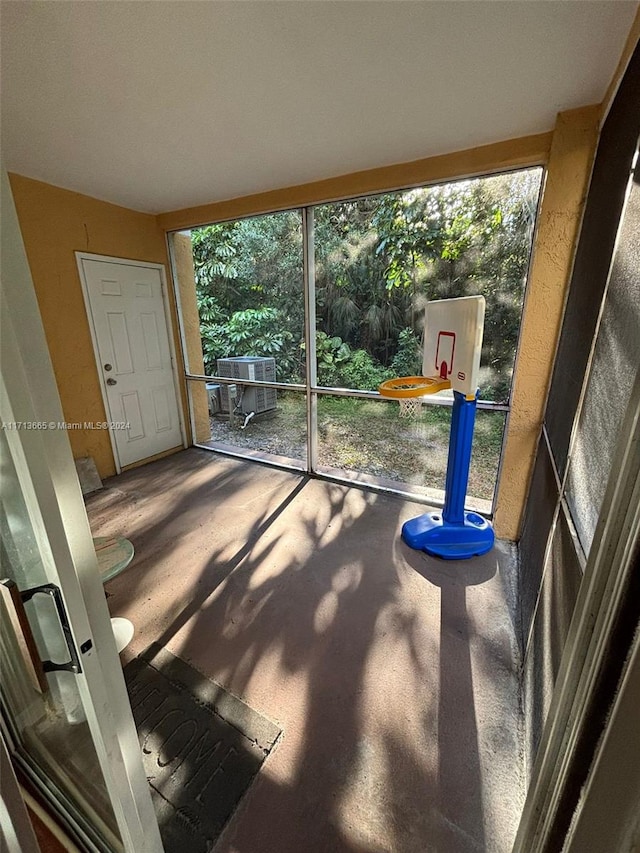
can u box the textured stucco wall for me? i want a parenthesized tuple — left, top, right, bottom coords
(9, 174, 188, 478)
(171, 233, 210, 443)
(493, 105, 600, 540)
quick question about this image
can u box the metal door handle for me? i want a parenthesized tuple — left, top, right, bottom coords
(20, 583, 82, 674)
(106, 377, 117, 386)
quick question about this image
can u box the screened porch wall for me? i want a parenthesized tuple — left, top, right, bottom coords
(519, 44, 640, 771)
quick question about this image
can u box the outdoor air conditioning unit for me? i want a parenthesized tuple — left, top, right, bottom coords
(217, 356, 277, 414)
(205, 383, 221, 415)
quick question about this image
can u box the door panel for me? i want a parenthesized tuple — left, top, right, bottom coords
(140, 313, 162, 370)
(121, 392, 145, 440)
(107, 312, 134, 375)
(0, 381, 131, 853)
(151, 386, 171, 431)
(2, 168, 162, 852)
(1, 433, 122, 849)
(80, 257, 183, 468)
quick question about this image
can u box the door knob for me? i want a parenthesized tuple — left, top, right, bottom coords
(106, 378, 117, 386)
(104, 363, 112, 372)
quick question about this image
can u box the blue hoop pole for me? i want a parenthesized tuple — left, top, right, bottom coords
(401, 387, 494, 559)
(443, 391, 477, 525)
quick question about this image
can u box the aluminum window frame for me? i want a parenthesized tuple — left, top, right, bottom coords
(169, 168, 543, 515)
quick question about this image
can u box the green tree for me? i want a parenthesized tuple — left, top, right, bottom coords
(190, 170, 542, 399)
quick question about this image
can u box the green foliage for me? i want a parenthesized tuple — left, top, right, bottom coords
(310, 332, 390, 390)
(312, 332, 352, 386)
(201, 305, 297, 380)
(335, 349, 391, 391)
(191, 223, 241, 303)
(390, 328, 422, 378)
(189, 169, 542, 401)
(223, 308, 290, 354)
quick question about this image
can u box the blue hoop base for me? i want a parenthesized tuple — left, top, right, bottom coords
(402, 511, 495, 560)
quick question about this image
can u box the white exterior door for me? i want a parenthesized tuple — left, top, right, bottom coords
(78, 255, 183, 469)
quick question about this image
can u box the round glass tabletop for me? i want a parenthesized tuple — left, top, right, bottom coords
(93, 536, 135, 584)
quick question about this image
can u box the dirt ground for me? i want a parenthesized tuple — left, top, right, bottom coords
(208, 393, 503, 504)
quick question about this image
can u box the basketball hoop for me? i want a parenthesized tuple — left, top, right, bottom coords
(379, 375, 451, 420)
(378, 375, 450, 398)
(396, 295, 495, 560)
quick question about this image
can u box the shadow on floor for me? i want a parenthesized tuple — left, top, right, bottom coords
(88, 448, 523, 853)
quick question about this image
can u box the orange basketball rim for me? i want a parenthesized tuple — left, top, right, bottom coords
(378, 375, 451, 398)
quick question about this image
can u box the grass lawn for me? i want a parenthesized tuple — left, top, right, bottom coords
(209, 391, 505, 504)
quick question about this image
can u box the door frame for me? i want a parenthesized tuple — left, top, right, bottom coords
(76, 252, 187, 474)
(513, 367, 640, 851)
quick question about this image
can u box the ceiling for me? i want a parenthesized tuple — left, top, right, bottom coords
(1, 2, 637, 214)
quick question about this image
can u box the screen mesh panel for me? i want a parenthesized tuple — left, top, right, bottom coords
(566, 165, 640, 554)
(545, 46, 640, 477)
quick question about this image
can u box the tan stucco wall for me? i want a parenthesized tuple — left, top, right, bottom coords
(171, 233, 211, 443)
(493, 105, 600, 539)
(9, 174, 189, 479)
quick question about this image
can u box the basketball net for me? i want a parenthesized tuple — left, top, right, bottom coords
(398, 397, 423, 419)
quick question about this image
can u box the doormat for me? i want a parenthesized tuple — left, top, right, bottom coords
(124, 644, 281, 853)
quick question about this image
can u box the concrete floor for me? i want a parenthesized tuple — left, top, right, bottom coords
(87, 448, 524, 853)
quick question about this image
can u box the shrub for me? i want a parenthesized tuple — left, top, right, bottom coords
(314, 332, 352, 386)
(335, 349, 391, 391)
(201, 305, 298, 380)
(390, 328, 422, 377)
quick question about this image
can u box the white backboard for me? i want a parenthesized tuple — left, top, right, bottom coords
(423, 296, 485, 397)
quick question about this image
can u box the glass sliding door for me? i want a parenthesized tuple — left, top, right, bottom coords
(1, 168, 161, 853)
(1, 427, 122, 851)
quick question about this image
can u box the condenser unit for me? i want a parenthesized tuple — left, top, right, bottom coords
(205, 383, 221, 415)
(217, 357, 277, 414)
